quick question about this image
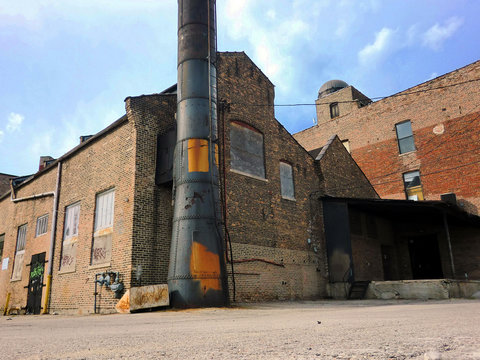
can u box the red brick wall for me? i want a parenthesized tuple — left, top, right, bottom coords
(294, 60, 480, 214)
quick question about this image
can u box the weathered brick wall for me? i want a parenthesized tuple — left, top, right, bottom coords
(125, 94, 176, 287)
(295, 60, 480, 212)
(316, 86, 370, 124)
(49, 119, 137, 314)
(217, 52, 327, 301)
(0, 168, 57, 311)
(317, 136, 379, 199)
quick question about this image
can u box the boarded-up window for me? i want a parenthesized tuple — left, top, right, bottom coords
(12, 224, 27, 280)
(91, 189, 115, 266)
(230, 122, 265, 179)
(279, 162, 295, 200)
(60, 203, 80, 272)
(35, 214, 49, 237)
(64, 203, 80, 240)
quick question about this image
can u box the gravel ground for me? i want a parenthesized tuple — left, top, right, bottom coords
(1, 299, 479, 359)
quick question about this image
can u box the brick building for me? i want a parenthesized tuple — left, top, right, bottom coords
(294, 60, 480, 215)
(0, 52, 378, 314)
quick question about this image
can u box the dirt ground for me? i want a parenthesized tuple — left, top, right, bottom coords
(1, 299, 479, 360)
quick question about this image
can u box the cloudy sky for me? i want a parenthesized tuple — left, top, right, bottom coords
(1, 0, 479, 175)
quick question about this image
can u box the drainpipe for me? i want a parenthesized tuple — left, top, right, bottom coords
(11, 191, 54, 202)
(42, 162, 62, 314)
(443, 211, 456, 279)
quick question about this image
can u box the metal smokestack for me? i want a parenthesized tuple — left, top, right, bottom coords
(168, 0, 227, 307)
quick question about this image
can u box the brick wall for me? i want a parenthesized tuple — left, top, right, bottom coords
(217, 52, 328, 301)
(294, 60, 480, 213)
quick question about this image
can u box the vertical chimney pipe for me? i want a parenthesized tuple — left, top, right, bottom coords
(168, 0, 227, 308)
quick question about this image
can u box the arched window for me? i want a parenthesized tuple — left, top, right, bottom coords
(230, 121, 265, 179)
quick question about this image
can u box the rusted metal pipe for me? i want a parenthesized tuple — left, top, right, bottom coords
(167, 0, 228, 308)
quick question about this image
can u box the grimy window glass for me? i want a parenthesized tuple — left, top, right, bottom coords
(230, 122, 265, 179)
(94, 189, 115, 231)
(330, 103, 339, 118)
(395, 121, 415, 154)
(35, 214, 49, 237)
(64, 203, 80, 240)
(16, 224, 27, 252)
(279, 162, 295, 199)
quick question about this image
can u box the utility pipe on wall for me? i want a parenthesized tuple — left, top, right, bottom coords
(42, 162, 62, 314)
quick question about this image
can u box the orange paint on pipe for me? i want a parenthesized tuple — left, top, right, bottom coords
(190, 242, 221, 293)
(188, 139, 209, 172)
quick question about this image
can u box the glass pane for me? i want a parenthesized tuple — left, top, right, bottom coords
(399, 136, 415, 154)
(396, 121, 413, 139)
(280, 162, 294, 199)
(403, 171, 420, 188)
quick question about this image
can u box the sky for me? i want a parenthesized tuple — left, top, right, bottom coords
(1, 0, 480, 176)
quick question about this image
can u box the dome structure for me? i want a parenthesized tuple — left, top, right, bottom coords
(318, 80, 349, 98)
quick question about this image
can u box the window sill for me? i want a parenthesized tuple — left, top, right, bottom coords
(399, 150, 417, 156)
(10, 278, 22, 283)
(89, 263, 111, 271)
(58, 269, 76, 275)
(281, 196, 296, 202)
(230, 169, 268, 182)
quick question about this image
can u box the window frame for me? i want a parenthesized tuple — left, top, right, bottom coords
(330, 102, 339, 119)
(395, 120, 416, 154)
(35, 214, 49, 237)
(63, 202, 80, 241)
(229, 121, 266, 180)
(16, 224, 27, 253)
(403, 170, 424, 201)
(0, 233, 5, 259)
(279, 161, 295, 200)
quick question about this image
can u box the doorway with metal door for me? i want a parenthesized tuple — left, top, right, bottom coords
(26, 252, 46, 314)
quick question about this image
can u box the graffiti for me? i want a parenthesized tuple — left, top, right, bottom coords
(93, 247, 107, 261)
(30, 264, 44, 279)
(61, 255, 74, 267)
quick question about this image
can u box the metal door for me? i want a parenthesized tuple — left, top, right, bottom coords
(26, 252, 46, 314)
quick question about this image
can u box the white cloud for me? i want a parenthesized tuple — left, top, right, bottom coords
(358, 28, 396, 65)
(6, 112, 24, 132)
(0, 130, 4, 143)
(423, 17, 463, 51)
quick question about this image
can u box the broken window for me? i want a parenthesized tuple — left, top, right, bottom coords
(279, 162, 295, 200)
(403, 170, 424, 201)
(35, 214, 49, 237)
(230, 121, 265, 179)
(330, 103, 339, 118)
(12, 224, 27, 280)
(60, 202, 80, 272)
(91, 189, 115, 266)
(395, 120, 415, 154)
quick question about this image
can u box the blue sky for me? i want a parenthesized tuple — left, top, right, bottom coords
(1, 0, 479, 176)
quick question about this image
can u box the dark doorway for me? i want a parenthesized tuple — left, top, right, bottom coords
(408, 236, 443, 279)
(26, 252, 46, 314)
(381, 245, 395, 280)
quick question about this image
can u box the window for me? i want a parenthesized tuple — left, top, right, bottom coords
(330, 103, 339, 118)
(60, 203, 80, 272)
(230, 122, 265, 179)
(12, 224, 27, 280)
(279, 162, 295, 200)
(403, 170, 424, 201)
(35, 214, 49, 237)
(91, 189, 115, 266)
(0, 233, 4, 259)
(395, 121, 415, 154)
(16, 224, 27, 252)
(64, 203, 80, 240)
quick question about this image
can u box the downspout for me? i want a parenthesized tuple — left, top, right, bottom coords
(42, 162, 62, 314)
(442, 211, 456, 279)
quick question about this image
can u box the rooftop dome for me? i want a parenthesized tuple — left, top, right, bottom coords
(318, 80, 349, 98)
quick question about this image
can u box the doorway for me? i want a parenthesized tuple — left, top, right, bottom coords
(26, 252, 46, 314)
(408, 235, 443, 279)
